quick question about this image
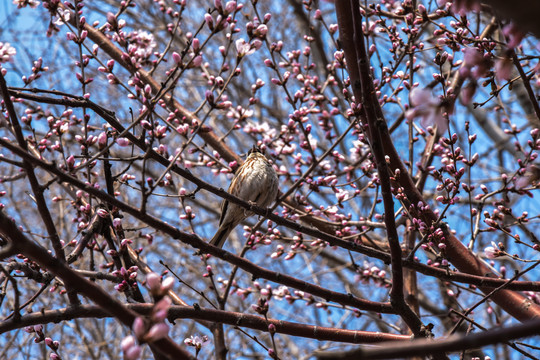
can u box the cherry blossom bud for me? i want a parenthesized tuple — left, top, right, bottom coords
(190, 55, 202, 67)
(146, 323, 169, 341)
(121, 336, 137, 353)
(225, 1, 237, 14)
(254, 24, 268, 37)
(117, 137, 131, 147)
(132, 317, 146, 339)
(161, 277, 175, 292)
(146, 272, 161, 293)
(484, 242, 501, 259)
(96, 208, 109, 218)
(107, 12, 117, 28)
(124, 341, 142, 360)
(204, 13, 214, 30)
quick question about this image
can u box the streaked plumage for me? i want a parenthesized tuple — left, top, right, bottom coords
(210, 146, 278, 248)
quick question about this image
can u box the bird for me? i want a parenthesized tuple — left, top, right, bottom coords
(210, 145, 278, 248)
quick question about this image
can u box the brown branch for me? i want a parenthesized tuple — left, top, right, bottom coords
(66, 211, 109, 264)
(0, 72, 82, 306)
(337, 0, 423, 335)
(0, 77, 67, 261)
(67, 9, 237, 165)
(334, 0, 540, 323)
(344, 317, 540, 359)
(0, 138, 395, 314)
(0, 304, 411, 344)
(449, 259, 540, 335)
(62, 6, 364, 240)
(0, 210, 194, 359)
(1, 108, 539, 290)
(510, 49, 540, 123)
(1, 91, 540, 294)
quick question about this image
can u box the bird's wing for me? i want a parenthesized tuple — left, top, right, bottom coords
(218, 199, 229, 226)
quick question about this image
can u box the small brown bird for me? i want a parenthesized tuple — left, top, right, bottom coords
(210, 146, 278, 248)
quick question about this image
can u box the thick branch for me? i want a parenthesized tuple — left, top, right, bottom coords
(0, 210, 193, 359)
(0, 138, 394, 314)
(0, 73, 67, 264)
(337, 0, 423, 335)
(0, 304, 410, 344)
(345, 317, 540, 359)
(335, 0, 540, 323)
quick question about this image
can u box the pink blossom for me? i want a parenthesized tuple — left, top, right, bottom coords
(96, 208, 109, 218)
(460, 83, 476, 105)
(406, 87, 448, 134)
(461, 47, 491, 79)
(172, 52, 181, 64)
(97, 131, 108, 149)
(235, 39, 256, 57)
(463, 48, 483, 66)
(113, 217, 122, 228)
(451, 0, 481, 16)
(121, 335, 137, 352)
(251, 39, 262, 51)
(54, 9, 71, 26)
(127, 30, 156, 63)
(204, 13, 214, 30)
(484, 242, 501, 259)
(146, 323, 169, 341)
(184, 335, 210, 350)
(503, 23, 525, 49)
(160, 277, 175, 292)
(189, 54, 202, 67)
(145, 272, 161, 293)
(132, 317, 146, 339)
(13, 0, 40, 8)
(254, 24, 268, 38)
(122, 335, 142, 360)
(153, 297, 172, 319)
(515, 164, 540, 189)
(224, 1, 237, 14)
(66, 155, 75, 169)
(495, 57, 513, 81)
(107, 12, 117, 27)
(0, 42, 16, 63)
(117, 137, 131, 147)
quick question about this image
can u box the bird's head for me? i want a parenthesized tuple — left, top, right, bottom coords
(247, 145, 264, 157)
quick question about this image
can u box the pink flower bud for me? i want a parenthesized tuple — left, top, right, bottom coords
(125, 345, 142, 360)
(204, 13, 214, 30)
(66, 155, 75, 169)
(225, 1, 237, 14)
(146, 272, 161, 293)
(97, 208, 109, 218)
(132, 317, 146, 339)
(116, 137, 131, 147)
(146, 323, 169, 341)
(121, 336, 136, 352)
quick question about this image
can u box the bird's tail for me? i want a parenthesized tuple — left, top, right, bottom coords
(209, 225, 233, 248)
